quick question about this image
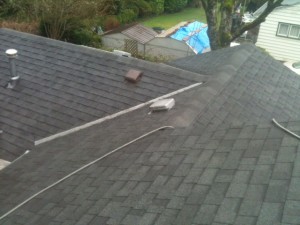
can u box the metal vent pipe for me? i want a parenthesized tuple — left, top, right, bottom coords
(5, 49, 19, 80)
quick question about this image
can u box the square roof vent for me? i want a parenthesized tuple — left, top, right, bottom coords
(125, 69, 143, 83)
(150, 98, 175, 111)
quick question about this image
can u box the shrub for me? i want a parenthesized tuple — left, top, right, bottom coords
(66, 28, 101, 47)
(103, 16, 120, 31)
(135, 0, 153, 17)
(164, 0, 188, 13)
(149, 0, 165, 15)
(0, 20, 39, 34)
(117, 9, 137, 24)
(117, 0, 154, 19)
(40, 18, 101, 47)
(187, 0, 202, 7)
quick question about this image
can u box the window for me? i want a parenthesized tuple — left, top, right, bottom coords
(289, 25, 300, 38)
(277, 23, 300, 39)
(277, 23, 289, 36)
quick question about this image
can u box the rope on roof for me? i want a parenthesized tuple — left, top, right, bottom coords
(0, 126, 174, 221)
(272, 118, 300, 139)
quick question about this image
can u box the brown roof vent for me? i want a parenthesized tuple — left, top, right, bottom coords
(125, 69, 143, 83)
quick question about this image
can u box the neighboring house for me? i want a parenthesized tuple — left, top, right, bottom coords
(102, 23, 196, 59)
(256, 0, 300, 61)
(101, 23, 157, 56)
(1, 29, 300, 225)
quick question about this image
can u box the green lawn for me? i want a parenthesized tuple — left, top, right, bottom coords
(141, 8, 206, 29)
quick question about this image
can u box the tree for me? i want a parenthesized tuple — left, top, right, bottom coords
(200, 0, 284, 50)
(0, 0, 112, 39)
(36, 0, 111, 40)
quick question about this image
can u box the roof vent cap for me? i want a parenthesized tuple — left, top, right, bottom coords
(150, 98, 175, 111)
(6, 49, 18, 58)
(125, 69, 143, 83)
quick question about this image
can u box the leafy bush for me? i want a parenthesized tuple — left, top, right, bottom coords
(0, 20, 39, 34)
(164, 0, 188, 13)
(40, 18, 101, 47)
(0, 0, 24, 18)
(187, 0, 202, 7)
(117, 0, 154, 19)
(117, 9, 137, 24)
(66, 28, 101, 47)
(103, 16, 120, 30)
(135, 0, 153, 17)
(148, 0, 165, 15)
(0, 0, 38, 20)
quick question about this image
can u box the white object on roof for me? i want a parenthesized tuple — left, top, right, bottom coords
(150, 98, 175, 111)
(284, 61, 300, 75)
(230, 42, 240, 47)
(113, 50, 131, 57)
(0, 159, 10, 170)
(5, 49, 18, 58)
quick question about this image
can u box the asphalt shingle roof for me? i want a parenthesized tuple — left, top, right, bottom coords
(1, 43, 300, 225)
(121, 24, 157, 44)
(0, 28, 204, 161)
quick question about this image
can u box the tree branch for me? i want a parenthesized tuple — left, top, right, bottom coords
(230, 0, 284, 41)
(200, 0, 208, 11)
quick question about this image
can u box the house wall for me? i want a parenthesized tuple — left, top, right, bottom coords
(101, 33, 128, 50)
(146, 37, 195, 60)
(102, 34, 196, 59)
(256, 4, 300, 61)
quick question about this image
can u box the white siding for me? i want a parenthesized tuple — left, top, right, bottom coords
(146, 38, 195, 59)
(256, 4, 300, 61)
(101, 33, 146, 53)
(101, 33, 128, 50)
(102, 34, 197, 59)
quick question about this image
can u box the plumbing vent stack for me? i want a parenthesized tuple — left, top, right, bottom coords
(5, 49, 19, 88)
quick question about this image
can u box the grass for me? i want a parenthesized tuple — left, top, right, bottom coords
(141, 7, 206, 29)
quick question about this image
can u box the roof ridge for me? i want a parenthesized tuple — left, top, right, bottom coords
(34, 82, 202, 146)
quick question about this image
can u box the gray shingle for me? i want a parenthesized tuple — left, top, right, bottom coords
(250, 165, 272, 184)
(193, 204, 218, 225)
(277, 147, 297, 163)
(244, 184, 267, 201)
(204, 183, 229, 205)
(287, 178, 300, 200)
(198, 168, 218, 185)
(173, 205, 198, 225)
(265, 180, 289, 203)
(282, 200, 300, 224)
(256, 203, 283, 225)
(226, 183, 248, 198)
(234, 216, 257, 225)
(239, 200, 262, 216)
(214, 198, 241, 224)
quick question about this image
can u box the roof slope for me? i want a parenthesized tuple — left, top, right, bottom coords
(254, 0, 300, 17)
(121, 24, 157, 44)
(0, 28, 204, 161)
(1, 44, 300, 225)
